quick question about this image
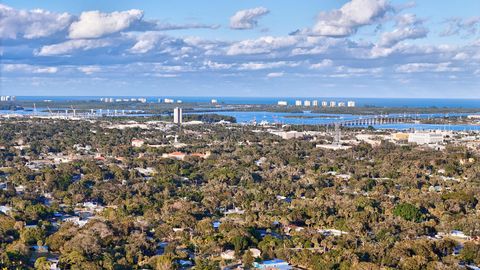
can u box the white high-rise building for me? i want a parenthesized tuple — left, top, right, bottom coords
(321, 101, 328, 107)
(347, 101, 356, 107)
(211, 99, 218, 104)
(295, 100, 302, 106)
(304, 100, 311, 107)
(338, 102, 346, 107)
(277, 101, 288, 106)
(173, 107, 183, 124)
(312, 100, 319, 107)
(164, 98, 174, 104)
(329, 101, 336, 107)
(0, 96, 16, 102)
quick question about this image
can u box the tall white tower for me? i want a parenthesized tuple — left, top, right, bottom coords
(173, 107, 183, 124)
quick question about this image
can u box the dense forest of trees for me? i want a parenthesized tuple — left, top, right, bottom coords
(0, 118, 479, 269)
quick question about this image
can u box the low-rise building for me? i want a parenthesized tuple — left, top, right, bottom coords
(408, 132, 444, 145)
(270, 130, 304, 140)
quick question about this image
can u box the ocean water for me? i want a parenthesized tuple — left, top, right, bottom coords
(12, 96, 480, 108)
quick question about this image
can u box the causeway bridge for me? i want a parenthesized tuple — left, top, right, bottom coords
(323, 115, 417, 127)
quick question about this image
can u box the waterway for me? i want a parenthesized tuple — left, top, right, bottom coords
(2, 108, 480, 131)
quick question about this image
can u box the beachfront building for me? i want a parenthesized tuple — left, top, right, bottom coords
(321, 101, 328, 107)
(312, 100, 319, 106)
(295, 100, 302, 106)
(329, 101, 336, 107)
(0, 96, 16, 102)
(277, 101, 288, 106)
(338, 102, 346, 107)
(348, 101, 356, 107)
(304, 100, 311, 107)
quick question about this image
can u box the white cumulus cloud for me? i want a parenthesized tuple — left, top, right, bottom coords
(128, 32, 164, 54)
(396, 62, 461, 73)
(312, 0, 390, 37)
(227, 36, 298, 55)
(310, 59, 334, 69)
(266, 72, 284, 78)
(69, 9, 143, 39)
(2, 64, 58, 73)
(0, 4, 72, 39)
(230, 7, 269, 30)
(37, 39, 112, 56)
(78, 66, 101, 74)
(378, 14, 428, 47)
(239, 61, 299, 70)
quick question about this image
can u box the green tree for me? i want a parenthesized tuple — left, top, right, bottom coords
(393, 203, 423, 222)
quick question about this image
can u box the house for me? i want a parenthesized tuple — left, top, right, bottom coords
(248, 248, 262, 258)
(135, 167, 157, 177)
(15, 185, 26, 193)
(221, 250, 236, 260)
(162, 152, 187, 160)
(212, 221, 221, 230)
(63, 216, 88, 227)
(318, 229, 349, 237)
(253, 259, 291, 270)
(32, 245, 49, 253)
(256, 157, 267, 166)
(48, 258, 60, 270)
(191, 151, 211, 159)
(178, 260, 193, 267)
(0, 205, 12, 214)
(335, 174, 352, 180)
(83, 202, 104, 212)
(450, 230, 470, 240)
(131, 139, 145, 147)
(224, 207, 245, 215)
(283, 225, 305, 235)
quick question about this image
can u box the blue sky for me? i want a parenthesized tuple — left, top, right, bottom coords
(1, 0, 479, 98)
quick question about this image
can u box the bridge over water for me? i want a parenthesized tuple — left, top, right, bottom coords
(322, 115, 417, 127)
